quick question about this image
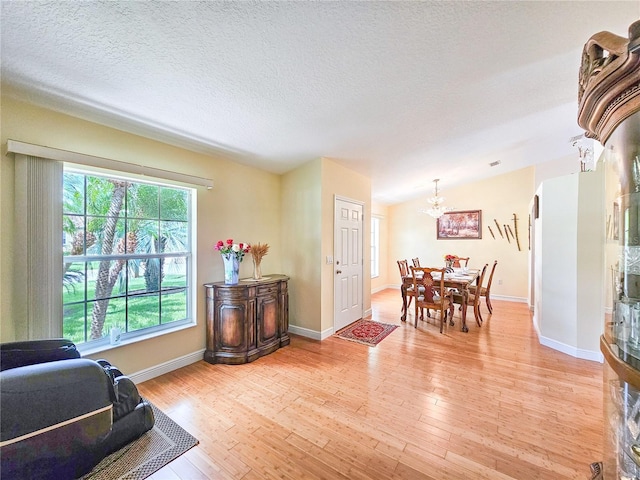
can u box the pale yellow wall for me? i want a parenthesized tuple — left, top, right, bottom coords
(371, 201, 390, 292)
(320, 158, 372, 331)
(1, 96, 282, 374)
(280, 159, 323, 332)
(281, 157, 372, 336)
(388, 167, 535, 300)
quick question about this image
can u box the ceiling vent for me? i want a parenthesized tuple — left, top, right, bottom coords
(489, 160, 501, 167)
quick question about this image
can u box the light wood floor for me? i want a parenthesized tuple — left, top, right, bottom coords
(138, 289, 604, 480)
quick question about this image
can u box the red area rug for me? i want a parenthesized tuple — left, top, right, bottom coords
(334, 319, 398, 347)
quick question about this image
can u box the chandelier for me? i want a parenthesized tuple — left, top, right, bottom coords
(571, 134, 594, 172)
(422, 179, 453, 218)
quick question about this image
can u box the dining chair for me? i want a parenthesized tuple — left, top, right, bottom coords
(453, 256, 470, 268)
(412, 257, 421, 268)
(469, 260, 498, 315)
(449, 256, 469, 307)
(450, 263, 488, 327)
(398, 259, 417, 312)
(397, 259, 410, 278)
(410, 266, 453, 333)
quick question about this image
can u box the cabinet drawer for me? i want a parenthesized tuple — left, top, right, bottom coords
(257, 285, 277, 296)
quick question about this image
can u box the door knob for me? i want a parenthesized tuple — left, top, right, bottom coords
(336, 270, 342, 274)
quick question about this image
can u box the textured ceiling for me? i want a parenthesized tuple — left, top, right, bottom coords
(1, 1, 639, 204)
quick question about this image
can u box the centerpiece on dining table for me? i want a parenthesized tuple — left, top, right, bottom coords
(215, 238, 250, 284)
(444, 254, 456, 271)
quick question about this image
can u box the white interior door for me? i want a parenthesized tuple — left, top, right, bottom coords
(334, 197, 364, 331)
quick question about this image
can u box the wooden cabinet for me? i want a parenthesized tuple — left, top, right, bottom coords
(204, 275, 289, 365)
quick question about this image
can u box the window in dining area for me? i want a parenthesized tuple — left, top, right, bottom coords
(371, 216, 380, 278)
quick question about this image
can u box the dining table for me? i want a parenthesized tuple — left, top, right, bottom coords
(400, 268, 480, 333)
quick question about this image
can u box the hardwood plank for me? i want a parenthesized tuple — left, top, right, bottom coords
(138, 291, 603, 479)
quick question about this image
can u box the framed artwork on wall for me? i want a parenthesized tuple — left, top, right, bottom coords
(437, 210, 482, 240)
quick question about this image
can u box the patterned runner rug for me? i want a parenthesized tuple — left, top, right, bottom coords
(334, 319, 398, 347)
(81, 400, 198, 480)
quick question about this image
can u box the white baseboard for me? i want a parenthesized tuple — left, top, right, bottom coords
(129, 348, 205, 384)
(379, 287, 527, 305)
(491, 295, 527, 303)
(372, 284, 393, 294)
(288, 324, 328, 340)
(533, 312, 602, 363)
(291, 315, 378, 341)
(364, 307, 372, 318)
(537, 335, 603, 363)
(319, 327, 334, 340)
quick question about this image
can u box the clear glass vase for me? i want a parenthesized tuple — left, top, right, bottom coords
(253, 258, 262, 280)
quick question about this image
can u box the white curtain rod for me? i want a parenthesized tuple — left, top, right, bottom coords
(6, 139, 214, 189)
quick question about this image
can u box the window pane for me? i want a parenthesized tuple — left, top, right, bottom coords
(371, 217, 380, 278)
(90, 259, 127, 300)
(101, 297, 126, 337)
(161, 221, 188, 253)
(63, 172, 84, 214)
(86, 216, 126, 255)
(63, 260, 88, 344)
(129, 183, 159, 219)
(63, 261, 86, 303)
(86, 177, 126, 216)
(128, 294, 160, 331)
(124, 230, 138, 254)
(64, 215, 85, 256)
(84, 298, 126, 340)
(161, 290, 188, 324)
(160, 187, 188, 221)
(129, 220, 160, 254)
(63, 300, 88, 344)
(164, 259, 187, 288)
(139, 258, 162, 294)
(84, 261, 101, 300)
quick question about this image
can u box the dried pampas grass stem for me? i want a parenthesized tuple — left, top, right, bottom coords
(251, 243, 269, 280)
(251, 243, 270, 262)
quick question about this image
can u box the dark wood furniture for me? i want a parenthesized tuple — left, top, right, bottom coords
(410, 266, 453, 332)
(204, 274, 289, 365)
(397, 259, 418, 312)
(469, 260, 498, 315)
(451, 263, 487, 326)
(452, 256, 470, 268)
(401, 268, 480, 332)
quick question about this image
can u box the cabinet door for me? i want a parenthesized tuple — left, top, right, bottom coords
(256, 284, 279, 347)
(215, 301, 248, 352)
(279, 281, 290, 346)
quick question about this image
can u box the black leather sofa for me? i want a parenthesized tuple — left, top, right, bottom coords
(0, 339, 155, 479)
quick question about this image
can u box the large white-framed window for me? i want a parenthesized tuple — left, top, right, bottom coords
(10, 140, 205, 350)
(62, 168, 195, 347)
(371, 216, 380, 278)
